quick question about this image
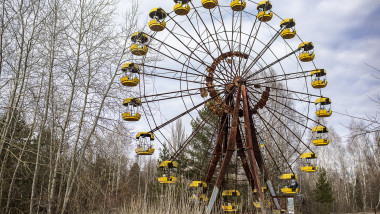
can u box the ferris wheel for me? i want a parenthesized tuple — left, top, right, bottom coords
(120, 0, 331, 213)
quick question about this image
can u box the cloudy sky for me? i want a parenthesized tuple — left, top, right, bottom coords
(117, 0, 380, 149)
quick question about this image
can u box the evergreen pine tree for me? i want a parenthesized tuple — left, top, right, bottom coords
(182, 106, 218, 180)
(313, 168, 334, 213)
(158, 143, 170, 162)
(354, 174, 364, 211)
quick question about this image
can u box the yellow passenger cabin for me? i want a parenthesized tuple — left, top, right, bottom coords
(300, 153, 318, 172)
(173, 0, 191, 16)
(280, 18, 296, 39)
(257, 1, 273, 22)
(253, 201, 271, 209)
(120, 62, 140, 87)
(135, 132, 155, 155)
(129, 32, 149, 56)
(129, 44, 148, 56)
(312, 126, 330, 146)
(281, 187, 298, 194)
(222, 190, 241, 212)
(158, 161, 178, 184)
(122, 98, 142, 121)
(189, 181, 208, 203)
(280, 173, 297, 180)
(315, 97, 332, 117)
(300, 152, 317, 159)
(230, 0, 246, 11)
(253, 187, 267, 193)
(298, 42, 315, 62)
(301, 165, 318, 172)
(122, 112, 141, 121)
(202, 0, 218, 9)
(310, 69, 327, 88)
(280, 174, 298, 194)
(148, 8, 167, 32)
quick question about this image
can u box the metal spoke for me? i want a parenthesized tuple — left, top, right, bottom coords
(246, 48, 301, 80)
(149, 89, 227, 133)
(207, 10, 236, 79)
(248, 69, 312, 83)
(146, 45, 227, 85)
(255, 111, 296, 174)
(242, 26, 285, 77)
(165, 14, 232, 82)
(140, 71, 205, 84)
(248, 92, 315, 153)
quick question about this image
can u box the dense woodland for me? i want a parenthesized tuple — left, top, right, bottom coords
(0, 0, 379, 213)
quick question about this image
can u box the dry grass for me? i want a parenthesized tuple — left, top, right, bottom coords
(117, 189, 206, 214)
(81, 184, 214, 214)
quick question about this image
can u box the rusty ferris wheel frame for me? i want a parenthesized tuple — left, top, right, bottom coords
(129, 1, 326, 213)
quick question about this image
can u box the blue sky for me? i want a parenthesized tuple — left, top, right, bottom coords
(118, 0, 380, 149)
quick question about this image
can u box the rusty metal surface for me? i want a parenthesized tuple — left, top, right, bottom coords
(248, 109, 267, 180)
(204, 112, 227, 184)
(241, 84, 267, 214)
(214, 85, 241, 188)
(206, 85, 242, 214)
(236, 126, 255, 189)
(205, 52, 248, 115)
(251, 86, 270, 114)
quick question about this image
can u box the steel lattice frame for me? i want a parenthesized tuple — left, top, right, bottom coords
(127, 1, 327, 213)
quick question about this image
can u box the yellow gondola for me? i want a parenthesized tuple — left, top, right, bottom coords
(253, 187, 267, 193)
(298, 42, 315, 62)
(173, 0, 191, 16)
(222, 190, 241, 212)
(189, 181, 208, 203)
(120, 62, 140, 87)
(257, 1, 273, 22)
(280, 174, 298, 194)
(310, 69, 327, 88)
(129, 32, 149, 56)
(158, 161, 178, 184)
(312, 126, 330, 146)
(253, 201, 271, 209)
(300, 153, 318, 172)
(315, 97, 332, 117)
(122, 98, 142, 121)
(148, 8, 167, 32)
(253, 201, 260, 208)
(202, 0, 217, 9)
(134, 132, 155, 155)
(280, 18, 296, 39)
(230, 0, 246, 11)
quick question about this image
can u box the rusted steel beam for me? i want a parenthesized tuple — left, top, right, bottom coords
(223, 112, 229, 154)
(206, 85, 242, 214)
(251, 87, 270, 114)
(236, 126, 255, 189)
(241, 84, 266, 214)
(204, 112, 227, 184)
(248, 110, 266, 179)
(214, 85, 241, 188)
